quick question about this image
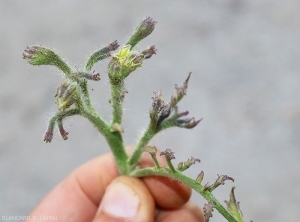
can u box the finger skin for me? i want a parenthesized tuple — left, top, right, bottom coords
(92, 176, 155, 222)
(26, 152, 119, 222)
(156, 202, 204, 222)
(26, 149, 193, 222)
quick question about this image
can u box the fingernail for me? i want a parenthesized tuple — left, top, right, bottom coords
(100, 182, 139, 218)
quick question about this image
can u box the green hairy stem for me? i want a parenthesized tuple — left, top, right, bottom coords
(23, 17, 249, 222)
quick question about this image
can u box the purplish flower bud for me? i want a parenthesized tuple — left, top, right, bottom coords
(127, 17, 157, 48)
(55, 81, 78, 111)
(23, 45, 72, 75)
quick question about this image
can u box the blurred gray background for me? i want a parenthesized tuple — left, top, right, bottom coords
(1, 1, 300, 221)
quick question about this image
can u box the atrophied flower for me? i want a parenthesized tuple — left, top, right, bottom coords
(112, 44, 145, 68)
(55, 81, 78, 111)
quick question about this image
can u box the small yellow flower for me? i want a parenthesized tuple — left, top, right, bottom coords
(113, 45, 144, 68)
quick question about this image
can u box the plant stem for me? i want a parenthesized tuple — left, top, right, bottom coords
(110, 80, 125, 124)
(151, 155, 160, 168)
(128, 123, 156, 167)
(165, 158, 176, 173)
(81, 105, 128, 175)
(130, 167, 238, 222)
(77, 79, 92, 108)
(48, 109, 80, 127)
(77, 75, 128, 174)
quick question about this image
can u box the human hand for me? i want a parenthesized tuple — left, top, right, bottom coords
(26, 148, 204, 222)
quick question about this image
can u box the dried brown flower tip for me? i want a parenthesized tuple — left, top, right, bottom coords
(171, 72, 192, 107)
(160, 148, 175, 160)
(142, 45, 157, 59)
(176, 72, 191, 97)
(176, 117, 202, 129)
(178, 156, 200, 171)
(203, 202, 214, 222)
(136, 17, 157, 41)
(187, 156, 200, 165)
(150, 90, 172, 127)
(98, 40, 119, 55)
(59, 128, 69, 140)
(44, 131, 53, 143)
(142, 17, 157, 33)
(23, 45, 72, 75)
(203, 174, 235, 192)
(108, 40, 120, 51)
(216, 174, 235, 185)
(88, 71, 100, 81)
(23, 46, 50, 65)
(156, 103, 171, 126)
(151, 90, 166, 112)
(23, 46, 36, 60)
(127, 17, 157, 49)
(177, 109, 189, 117)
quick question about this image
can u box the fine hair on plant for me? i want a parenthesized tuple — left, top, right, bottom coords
(23, 17, 251, 222)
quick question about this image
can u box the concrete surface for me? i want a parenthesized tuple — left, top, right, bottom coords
(1, 1, 300, 221)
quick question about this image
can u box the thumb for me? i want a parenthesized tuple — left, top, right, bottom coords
(92, 176, 155, 222)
